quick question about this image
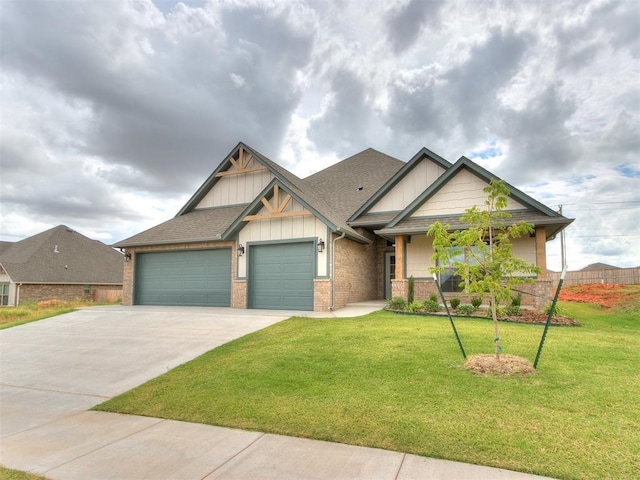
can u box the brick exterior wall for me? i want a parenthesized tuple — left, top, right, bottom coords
(232, 280, 247, 308)
(332, 229, 379, 310)
(19, 284, 121, 304)
(314, 279, 331, 311)
(393, 278, 553, 309)
(121, 241, 238, 306)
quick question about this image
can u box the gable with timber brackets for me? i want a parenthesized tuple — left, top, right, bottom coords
(178, 143, 276, 214)
(225, 180, 331, 278)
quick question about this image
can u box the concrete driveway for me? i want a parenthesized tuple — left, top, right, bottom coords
(0, 306, 292, 437)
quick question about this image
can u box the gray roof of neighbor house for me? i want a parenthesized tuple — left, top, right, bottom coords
(0, 225, 124, 284)
(580, 262, 620, 271)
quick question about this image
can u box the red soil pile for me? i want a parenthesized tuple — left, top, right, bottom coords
(559, 284, 631, 309)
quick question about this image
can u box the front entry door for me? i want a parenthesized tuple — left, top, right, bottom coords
(384, 252, 396, 299)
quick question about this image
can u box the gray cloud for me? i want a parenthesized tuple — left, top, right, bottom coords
(307, 69, 375, 156)
(386, 0, 445, 54)
(384, 28, 530, 144)
(1, 0, 637, 269)
(497, 86, 582, 183)
(1, 0, 314, 194)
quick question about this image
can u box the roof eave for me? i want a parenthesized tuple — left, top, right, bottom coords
(113, 235, 223, 249)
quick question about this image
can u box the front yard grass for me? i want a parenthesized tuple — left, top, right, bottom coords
(0, 302, 76, 330)
(95, 301, 639, 480)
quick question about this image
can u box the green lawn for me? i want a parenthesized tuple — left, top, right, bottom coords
(95, 302, 639, 480)
(0, 467, 46, 480)
(0, 303, 76, 330)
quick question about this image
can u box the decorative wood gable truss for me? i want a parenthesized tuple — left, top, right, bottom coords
(214, 146, 267, 178)
(244, 184, 313, 221)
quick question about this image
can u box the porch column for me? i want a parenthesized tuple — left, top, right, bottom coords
(535, 226, 547, 279)
(394, 235, 405, 280)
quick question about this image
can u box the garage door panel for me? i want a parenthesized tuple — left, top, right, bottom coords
(250, 243, 313, 311)
(135, 249, 231, 306)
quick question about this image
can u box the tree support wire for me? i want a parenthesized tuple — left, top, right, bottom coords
(433, 274, 466, 359)
(534, 265, 567, 369)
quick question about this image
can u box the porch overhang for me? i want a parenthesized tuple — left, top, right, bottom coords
(374, 212, 574, 241)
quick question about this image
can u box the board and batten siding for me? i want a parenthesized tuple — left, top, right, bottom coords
(370, 159, 446, 213)
(196, 169, 274, 208)
(411, 169, 525, 217)
(237, 197, 329, 278)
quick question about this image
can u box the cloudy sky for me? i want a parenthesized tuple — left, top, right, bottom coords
(1, 0, 638, 270)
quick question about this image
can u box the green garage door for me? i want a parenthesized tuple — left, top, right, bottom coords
(249, 242, 314, 310)
(135, 249, 231, 306)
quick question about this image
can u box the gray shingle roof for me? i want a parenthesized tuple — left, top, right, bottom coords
(113, 205, 247, 247)
(580, 262, 620, 271)
(115, 143, 573, 249)
(302, 148, 405, 221)
(0, 225, 124, 284)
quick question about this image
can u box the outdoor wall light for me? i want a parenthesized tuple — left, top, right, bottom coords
(237, 244, 245, 256)
(317, 238, 325, 253)
(124, 252, 132, 262)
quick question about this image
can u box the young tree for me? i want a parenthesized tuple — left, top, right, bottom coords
(428, 179, 540, 360)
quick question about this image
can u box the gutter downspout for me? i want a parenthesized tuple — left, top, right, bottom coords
(16, 283, 22, 307)
(330, 230, 346, 311)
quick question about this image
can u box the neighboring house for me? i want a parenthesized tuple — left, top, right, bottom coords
(580, 263, 620, 271)
(0, 225, 124, 306)
(114, 142, 573, 311)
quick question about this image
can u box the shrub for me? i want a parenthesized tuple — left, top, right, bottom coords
(543, 302, 565, 317)
(456, 304, 475, 315)
(450, 297, 461, 309)
(423, 299, 441, 312)
(408, 301, 423, 313)
(504, 305, 522, 316)
(511, 293, 522, 307)
(387, 297, 407, 311)
(471, 296, 482, 309)
(429, 293, 438, 303)
(408, 276, 415, 304)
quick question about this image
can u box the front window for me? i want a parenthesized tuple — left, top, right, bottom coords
(0, 284, 9, 306)
(438, 246, 484, 293)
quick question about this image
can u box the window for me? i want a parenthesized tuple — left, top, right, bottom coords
(439, 246, 484, 293)
(0, 284, 9, 306)
(83, 285, 91, 295)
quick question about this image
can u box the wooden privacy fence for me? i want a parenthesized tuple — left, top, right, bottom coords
(93, 288, 123, 303)
(547, 267, 640, 285)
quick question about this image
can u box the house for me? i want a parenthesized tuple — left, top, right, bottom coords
(580, 263, 620, 271)
(114, 142, 573, 311)
(0, 225, 124, 306)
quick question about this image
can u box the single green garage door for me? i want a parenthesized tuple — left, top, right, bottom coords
(135, 249, 231, 306)
(249, 242, 314, 310)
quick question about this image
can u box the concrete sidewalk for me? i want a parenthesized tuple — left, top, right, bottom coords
(0, 304, 554, 479)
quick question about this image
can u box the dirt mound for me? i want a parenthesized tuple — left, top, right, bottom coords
(559, 284, 637, 309)
(464, 354, 535, 376)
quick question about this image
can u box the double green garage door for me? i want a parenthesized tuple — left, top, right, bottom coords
(135, 243, 314, 310)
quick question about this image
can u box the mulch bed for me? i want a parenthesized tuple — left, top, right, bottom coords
(386, 307, 581, 326)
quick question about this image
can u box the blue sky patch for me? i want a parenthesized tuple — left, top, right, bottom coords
(468, 141, 502, 160)
(614, 164, 640, 178)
